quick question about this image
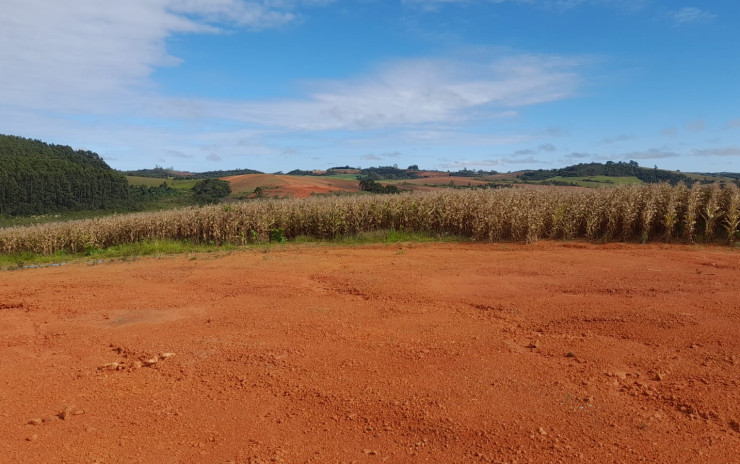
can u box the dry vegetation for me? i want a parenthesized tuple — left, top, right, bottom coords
(1, 183, 739, 255)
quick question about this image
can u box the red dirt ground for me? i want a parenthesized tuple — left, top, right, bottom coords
(223, 174, 359, 198)
(1, 242, 739, 463)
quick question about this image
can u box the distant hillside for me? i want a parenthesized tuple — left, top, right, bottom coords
(122, 166, 263, 179)
(0, 134, 130, 215)
(176, 168, 263, 179)
(360, 166, 419, 180)
(122, 166, 185, 178)
(518, 161, 694, 185)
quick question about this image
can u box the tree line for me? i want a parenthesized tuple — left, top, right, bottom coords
(518, 161, 695, 185)
(0, 134, 130, 215)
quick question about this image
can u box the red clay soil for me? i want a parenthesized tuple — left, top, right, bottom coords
(1, 242, 739, 463)
(223, 174, 359, 198)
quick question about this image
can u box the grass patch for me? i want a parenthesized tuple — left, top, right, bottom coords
(125, 176, 199, 189)
(0, 240, 237, 270)
(0, 230, 465, 270)
(325, 173, 360, 180)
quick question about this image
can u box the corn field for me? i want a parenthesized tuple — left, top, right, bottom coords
(1, 183, 739, 255)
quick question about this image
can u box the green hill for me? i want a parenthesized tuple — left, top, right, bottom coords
(0, 134, 130, 215)
(518, 161, 694, 185)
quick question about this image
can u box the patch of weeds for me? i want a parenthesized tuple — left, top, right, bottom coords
(269, 227, 288, 243)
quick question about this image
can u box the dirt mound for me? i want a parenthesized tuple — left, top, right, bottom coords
(1, 242, 739, 462)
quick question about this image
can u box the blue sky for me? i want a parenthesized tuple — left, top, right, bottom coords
(1, 0, 738, 173)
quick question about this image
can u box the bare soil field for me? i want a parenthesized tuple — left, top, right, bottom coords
(224, 174, 359, 198)
(1, 242, 739, 463)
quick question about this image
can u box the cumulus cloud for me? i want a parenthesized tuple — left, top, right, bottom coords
(0, 0, 589, 170)
(176, 54, 586, 131)
(0, 0, 587, 132)
(0, 0, 304, 114)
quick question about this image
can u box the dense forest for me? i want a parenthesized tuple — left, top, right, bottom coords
(518, 161, 695, 184)
(360, 166, 419, 180)
(449, 168, 499, 177)
(0, 135, 130, 215)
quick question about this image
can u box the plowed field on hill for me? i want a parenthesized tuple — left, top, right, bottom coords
(223, 174, 359, 198)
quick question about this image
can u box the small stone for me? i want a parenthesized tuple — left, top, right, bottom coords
(100, 362, 119, 370)
(655, 372, 665, 381)
(565, 351, 575, 358)
(363, 449, 378, 455)
(42, 415, 57, 423)
(26, 434, 38, 442)
(528, 340, 540, 349)
(73, 409, 85, 416)
(58, 406, 75, 420)
(28, 418, 42, 426)
(614, 371, 627, 380)
(143, 357, 158, 367)
(729, 420, 740, 433)
(160, 352, 176, 360)
(538, 427, 548, 436)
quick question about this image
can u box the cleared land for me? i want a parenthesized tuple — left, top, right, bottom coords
(224, 174, 360, 198)
(1, 242, 739, 463)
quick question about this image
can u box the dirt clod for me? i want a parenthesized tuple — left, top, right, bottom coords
(58, 406, 75, 420)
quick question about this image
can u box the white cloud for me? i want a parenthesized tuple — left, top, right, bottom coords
(538, 143, 557, 152)
(361, 151, 402, 161)
(564, 152, 592, 160)
(405, 0, 648, 11)
(619, 148, 680, 160)
(601, 134, 634, 144)
(661, 127, 678, 137)
(0, 0, 306, 114)
(669, 7, 716, 24)
(726, 119, 740, 130)
(0, 0, 588, 170)
(685, 119, 705, 132)
(691, 147, 740, 157)
(566, 148, 680, 162)
(441, 156, 544, 169)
